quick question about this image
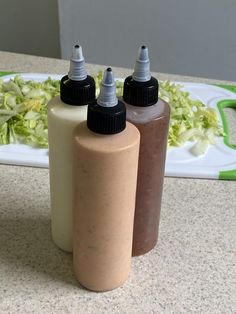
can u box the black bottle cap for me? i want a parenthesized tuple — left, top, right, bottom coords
(87, 68, 126, 134)
(60, 75, 96, 106)
(123, 76, 159, 107)
(60, 44, 96, 106)
(87, 100, 126, 134)
(123, 45, 159, 107)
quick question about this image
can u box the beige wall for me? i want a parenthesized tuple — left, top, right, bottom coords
(0, 0, 60, 58)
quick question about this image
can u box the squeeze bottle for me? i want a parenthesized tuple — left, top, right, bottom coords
(73, 68, 140, 291)
(123, 46, 170, 256)
(47, 45, 95, 252)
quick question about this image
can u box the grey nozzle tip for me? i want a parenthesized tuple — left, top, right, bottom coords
(68, 44, 87, 80)
(132, 45, 151, 82)
(103, 68, 114, 85)
(138, 45, 149, 61)
(97, 68, 118, 107)
(72, 45, 84, 61)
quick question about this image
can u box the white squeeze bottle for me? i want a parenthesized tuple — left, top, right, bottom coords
(47, 44, 96, 252)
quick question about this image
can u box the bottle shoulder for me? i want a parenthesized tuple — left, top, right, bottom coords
(124, 98, 170, 124)
(74, 121, 140, 153)
(48, 96, 88, 121)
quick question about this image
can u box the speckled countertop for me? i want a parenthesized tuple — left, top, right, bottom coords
(0, 51, 235, 314)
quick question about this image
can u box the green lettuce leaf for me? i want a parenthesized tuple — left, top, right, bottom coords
(0, 75, 59, 147)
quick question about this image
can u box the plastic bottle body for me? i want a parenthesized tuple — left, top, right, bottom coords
(47, 96, 87, 252)
(125, 98, 170, 256)
(73, 121, 140, 291)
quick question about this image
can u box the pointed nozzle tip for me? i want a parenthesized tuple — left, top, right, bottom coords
(138, 45, 149, 61)
(72, 44, 84, 61)
(97, 67, 118, 107)
(103, 67, 114, 85)
(68, 44, 87, 80)
(132, 45, 151, 82)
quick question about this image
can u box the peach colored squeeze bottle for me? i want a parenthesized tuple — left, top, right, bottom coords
(123, 46, 170, 256)
(73, 68, 140, 291)
(47, 45, 95, 252)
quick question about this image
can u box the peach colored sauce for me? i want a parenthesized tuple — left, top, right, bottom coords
(73, 121, 140, 291)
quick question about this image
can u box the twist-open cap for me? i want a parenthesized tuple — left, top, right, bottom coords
(123, 45, 159, 107)
(60, 45, 96, 106)
(87, 68, 126, 134)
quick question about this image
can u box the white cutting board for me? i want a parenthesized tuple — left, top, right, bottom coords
(0, 73, 236, 180)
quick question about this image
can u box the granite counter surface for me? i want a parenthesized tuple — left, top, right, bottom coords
(0, 51, 235, 314)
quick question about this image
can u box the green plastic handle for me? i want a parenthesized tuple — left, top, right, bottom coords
(216, 84, 236, 94)
(0, 71, 16, 77)
(217, 99, 236, 150)
(217, 99, 236, 180)
(219, 169, 236, 180)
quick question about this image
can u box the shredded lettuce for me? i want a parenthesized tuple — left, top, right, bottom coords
(0, 73, 223, 155)
(159, 81, 223, 155)
(0, 75, 59, 147)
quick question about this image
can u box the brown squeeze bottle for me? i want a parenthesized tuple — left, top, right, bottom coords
(123, 46, 170, 256)
(73, 68, 140, 291)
